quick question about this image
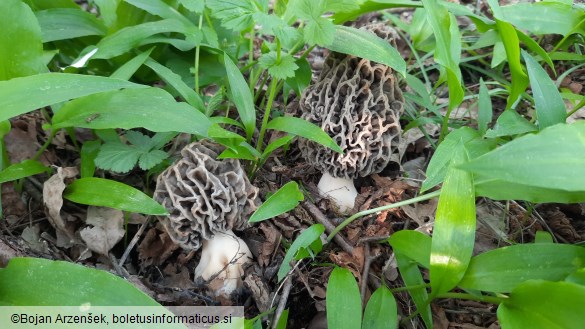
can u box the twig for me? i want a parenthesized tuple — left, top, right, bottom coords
(302, 201, 354, 254)
(271, 274, 293, 329)
(360, 243, 382, 304)
(119, 216, 151, 267)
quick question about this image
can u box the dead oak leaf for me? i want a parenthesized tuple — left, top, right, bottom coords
(43, 167, 78, 243)
(79, 206, 125, 255)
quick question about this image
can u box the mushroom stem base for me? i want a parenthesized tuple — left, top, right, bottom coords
(194, 230, 252, 297)
(317, 172, 358, 213)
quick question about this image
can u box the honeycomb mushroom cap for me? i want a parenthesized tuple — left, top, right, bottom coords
(298, 24, 405, 179)
(154, 140, 260, 250)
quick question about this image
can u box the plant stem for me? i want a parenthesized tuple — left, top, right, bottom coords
(435, 292, 507, 304)
(256, 78, 279, 154)
(326, 190, 442, 243)
(33, 129, 56, 161)
(194, 14, 203, 93)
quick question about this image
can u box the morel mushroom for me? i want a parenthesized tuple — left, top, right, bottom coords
(154, 140, 260, 297)
(299, 24, 405, 212)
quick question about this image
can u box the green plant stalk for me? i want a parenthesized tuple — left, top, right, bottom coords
(326, 190, 442, 243)
(248, 25, 256, 90)
(194, 14, 203, 93)
(436, 292, 506, 304)
(256, 78, 279, 155)
(32, 129, 57, 161)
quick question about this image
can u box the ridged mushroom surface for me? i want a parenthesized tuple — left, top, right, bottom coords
(154, 140, 260, 250)
(299, 24, 405, 179)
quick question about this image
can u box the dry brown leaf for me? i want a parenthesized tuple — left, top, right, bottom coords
(138, 227, 179, 267)
(80, 206, 125, 255)
(258, 223, 280, 267)
(43, 167, 78, 242)
(329, 246, 364, 278)
(161, 264, 194, 289)
(402, 198, 438, 227)
(21, 225, 50, 254)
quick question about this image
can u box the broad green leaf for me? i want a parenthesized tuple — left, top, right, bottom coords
(477, 78, 493, 135)
(35, 8, 107, 42)
(430, 143, 475, 297)
(249, 181, 304, 223)
(124, 0, 195, 27)
(94, 19, 189, 59)
(275, 309, 288, 329)
(0, 160, 50, 184)
(0, 0, 46, 80)
(64, 178, 168, 215)
(484, 110, 537, 138)
(459, 244, 585, 293)
(260, 135, 295, 164)
(0, 257, 159, 306)
(501, 2, 585, 36)
(224, 55, 256, 142)
(94, 143, 142, 173)
(329, 25, 406, 76)
(207, 0, 257, 31)
(421, 127, 494, 193)
(331, 0, 422, 24)
(110, 48, 154, 80)
(522, 51, 566, 129)
(389, 230, 431, 269)
(394, 251, 433, 329)
(362, 286, 398, 329)
(422, 0, 463, 113)
(0, 74, 144, 122)
(326, 267, 362, 329)
(179, 0, 204, 13)
(497, 280, 585, 329)
(80, 140, 101, 178)
(460, 121, 585, 193)
(534, 231, 553, 244)
(487, 0, 529, 108)
(93, 0, 118, 28)
(322, 0, 364, 14)
(138, 150, 168, 170)
(516, 30, 554, 73)
(277, 224, 325, 281)
(266, 117, 342, 153)
(565, 268, 585, 286)
(285, 57, 312, 97)
(52, 88, 211, 136)
(258, 52, 299, 80)
(23, 0, 78, 10)
(474, 179, 585, 203)
(145, 58, 205, 112)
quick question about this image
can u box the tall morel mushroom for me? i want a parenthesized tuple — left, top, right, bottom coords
(299, 24, 405, 212)
(154, 140, 260, 297)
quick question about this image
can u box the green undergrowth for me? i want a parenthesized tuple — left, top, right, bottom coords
(0, 0, 584, 328)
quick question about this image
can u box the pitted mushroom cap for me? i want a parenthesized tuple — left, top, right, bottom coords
(154, 140, 260, 250)
(298, 24, 405, 179)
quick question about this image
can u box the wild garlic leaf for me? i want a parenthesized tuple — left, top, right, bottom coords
(258, 52, 299, 79)
(206, 0, 257, 31)
(95, 143, 142, 173)
(178, 0, 204, 13)
(322, 0, 364, 14)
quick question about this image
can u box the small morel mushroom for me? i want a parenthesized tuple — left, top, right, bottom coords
(299, 24, 405, 212)
(154, 140, 260, 297)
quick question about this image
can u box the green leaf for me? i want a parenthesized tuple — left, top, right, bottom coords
(258, 52, 299, 80)
(138, 150, 168, 170)
(285, 57, 312, 97)
(51, 88, 211, 136)
(0, 160, 50, 184)
(224, 55, 256, 142)
(94, 19, 189, 60)
(266, 116, 342, 153)
(460, 121, 585, 193)
(80, 140, 101, 178)
(421, 127, 494, 193)
(35, 8, 107, 42)
(179, 0, 204, 13)
(305, 17, 335, 46)
(497, 280, 585, 329)
(0, 0, 46, 80)
(501, 2, 585, 36)
(473, 179, 585, 203)
(124, 0, 195, 27)
(331, 0, 422, 24)
(322, 0, 364, 14)
(362, 286, 398, 329)
(522, 50, 566, 129)
(484, 110, 537, 138)
(277, 224, 325, 281)
(145, 58, 205, 112)
(326, 267, 362, 329)
(95, 143, 142, 173)
(0, 257, 160, 306)
(430, 143, 475, 297)
(0, 73, 144, 122)
(459, 244, 585, 293)
(207, 0, 257, 31)
(110, 48, 154, 80)
(394, 251, 433, 329)
(275, 309, 289, 329)
(63, 178, 168, 215)
(249, 181, 304, 223)
(389, 230, 431, 269)
(422, 0, 463, 112)
(329, 25, 406, 76)
(477, 78, 493, 135)
(260, 135, 294, 164)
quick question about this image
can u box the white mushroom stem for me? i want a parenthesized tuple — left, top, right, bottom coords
(317, 172, 358, 213)
(194, 230, 252, 297)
